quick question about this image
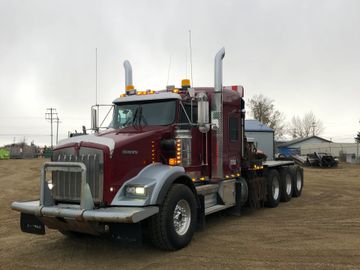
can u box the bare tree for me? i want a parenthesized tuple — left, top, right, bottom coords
(247, 94, 286, 139)
(288, 111, 324, 139)
(355, 132, 360, 144)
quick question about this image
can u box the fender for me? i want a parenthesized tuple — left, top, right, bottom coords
(155, 171, 196, 205)
(111, 163, 196, 207)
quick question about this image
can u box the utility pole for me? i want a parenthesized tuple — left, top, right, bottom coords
(311, 121, 316, 136)
(357, 121, 360, 161)
(45, 108, 58, 149)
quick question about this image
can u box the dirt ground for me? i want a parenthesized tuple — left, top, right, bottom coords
(0, 159, 359, 270)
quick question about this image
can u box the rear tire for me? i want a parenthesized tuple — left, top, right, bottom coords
(265, 169, 281, 208)
(291, 166, 303, 197)
(279, 167, 293, 202)
(149, 184, 197, 250)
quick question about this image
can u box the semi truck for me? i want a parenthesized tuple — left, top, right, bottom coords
(11, 48, 304, 250)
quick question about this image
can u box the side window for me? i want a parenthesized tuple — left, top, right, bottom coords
(229, 116, 239, 142)
(179, 104, 197, 125)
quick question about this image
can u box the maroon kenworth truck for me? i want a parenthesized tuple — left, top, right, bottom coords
(11, 48, 303, 250)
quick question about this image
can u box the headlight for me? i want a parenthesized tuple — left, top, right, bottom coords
(126, 185, 147, 196)
(46, 179, 54, 190)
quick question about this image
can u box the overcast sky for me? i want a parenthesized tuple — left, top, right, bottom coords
(0, 0, 359, 146)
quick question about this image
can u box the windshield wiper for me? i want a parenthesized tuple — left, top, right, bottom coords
(132, 107, 140, 128)
(138, 106, 148, 127)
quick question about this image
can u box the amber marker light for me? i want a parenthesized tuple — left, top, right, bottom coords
(169, 158, 177, 166)
(176, 139, 181, 164)
(151, 141, 156, 163)
(181, 79, 191, 87)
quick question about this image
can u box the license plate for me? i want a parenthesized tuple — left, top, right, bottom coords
(20, 213, 45, 235)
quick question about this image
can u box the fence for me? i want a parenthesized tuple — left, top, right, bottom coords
(300, 143, 360, 163)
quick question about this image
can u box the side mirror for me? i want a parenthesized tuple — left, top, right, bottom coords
(91, 107, 99, 131)
(197, 92, 210, 133)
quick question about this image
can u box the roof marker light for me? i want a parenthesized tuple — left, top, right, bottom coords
(181, 79, 191, 88)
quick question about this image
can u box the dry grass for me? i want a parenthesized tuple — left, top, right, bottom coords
(1, 159, 359, 270)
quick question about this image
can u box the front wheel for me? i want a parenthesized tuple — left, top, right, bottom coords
(149, 184, 197, 250)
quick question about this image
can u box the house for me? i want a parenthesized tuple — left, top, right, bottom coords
(245, 119, 274, 160)
(276, 136, 331, 157)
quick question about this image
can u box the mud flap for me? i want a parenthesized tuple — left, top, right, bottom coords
(197, 194, 206, 230)
(20, 213, 45, 235)
(109, 223, 142, 247)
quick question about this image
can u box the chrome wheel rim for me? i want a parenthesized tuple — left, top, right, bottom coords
(272, 177, 280, 200)
(173, 199, 191, 236)
(296, 172, 302, 191)
(286, 174, 292, 195)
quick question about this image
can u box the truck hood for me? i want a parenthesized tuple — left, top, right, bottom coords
(56, 126, 170, 156)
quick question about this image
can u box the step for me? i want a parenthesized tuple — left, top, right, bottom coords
(196, 184, 219, 196)
(205, 204, 232, 215)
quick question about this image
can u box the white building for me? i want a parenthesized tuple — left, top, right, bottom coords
(276, 136, 331, 157)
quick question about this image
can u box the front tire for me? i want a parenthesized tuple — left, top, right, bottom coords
(149, 184, 197, 250)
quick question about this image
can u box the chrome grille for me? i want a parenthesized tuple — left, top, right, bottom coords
(52, 147, 104, 203)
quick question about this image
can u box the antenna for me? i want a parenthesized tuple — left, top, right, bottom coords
(185, 47, 188, 79)
(166, 56, 172, 85)
(189, 30, 193, 85)
(95, 48, 98, 105)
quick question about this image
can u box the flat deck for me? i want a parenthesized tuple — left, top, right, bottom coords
(263, 160, 294, 167)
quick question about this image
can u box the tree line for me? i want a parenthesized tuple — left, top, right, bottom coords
(247, 94, 324, 140)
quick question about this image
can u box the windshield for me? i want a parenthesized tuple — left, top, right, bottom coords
(111, 99, 176, 128)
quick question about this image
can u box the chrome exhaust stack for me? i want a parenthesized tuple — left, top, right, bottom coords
(211, 47, 225, 179)
(123, 60, 134, 90)
(214, 47, 225, 93)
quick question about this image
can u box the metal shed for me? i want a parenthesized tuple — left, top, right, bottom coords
(245, 119, 274, 160)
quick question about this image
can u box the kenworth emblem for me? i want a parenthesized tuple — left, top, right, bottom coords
(122, 150, 138, 155)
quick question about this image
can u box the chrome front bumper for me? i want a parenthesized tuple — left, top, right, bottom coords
(12, 161, 159, 237)
(11, 200, 158, 223)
